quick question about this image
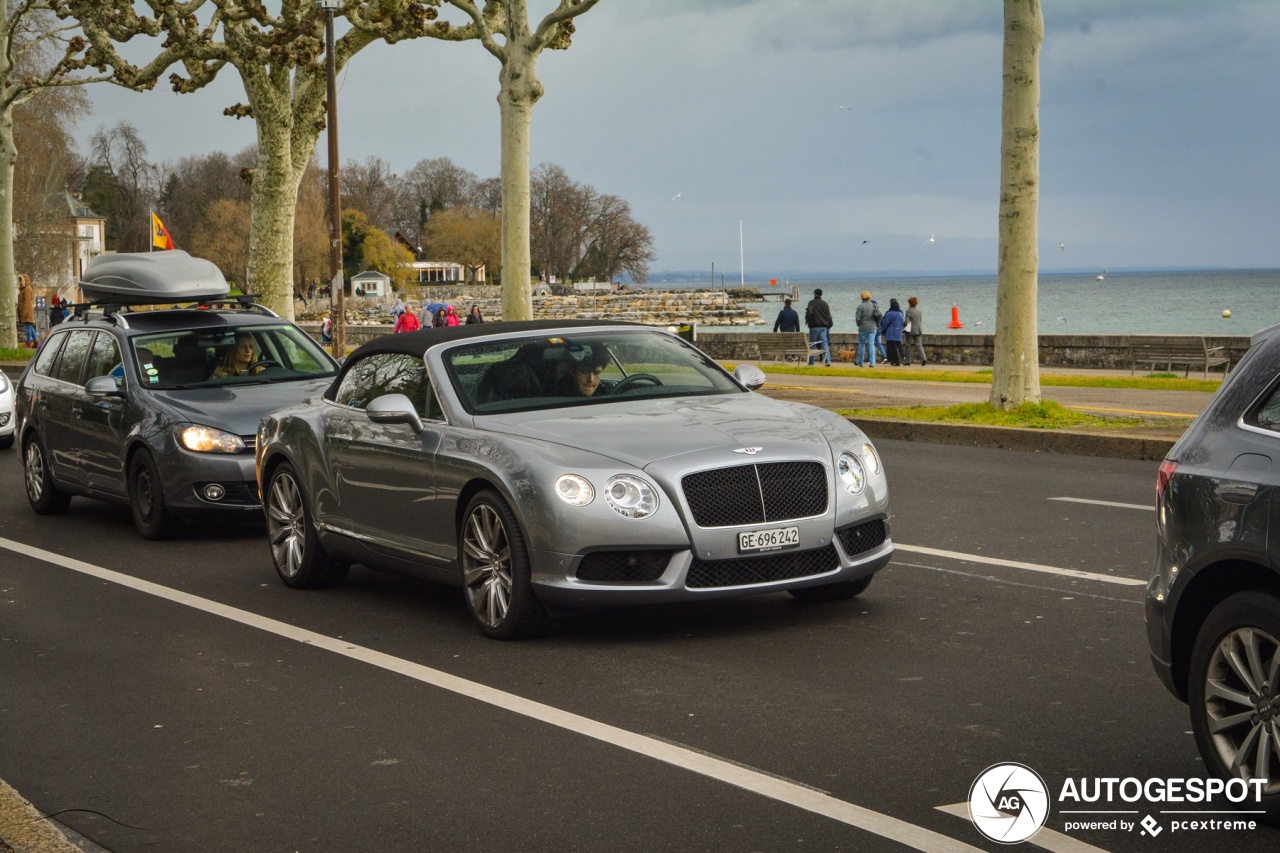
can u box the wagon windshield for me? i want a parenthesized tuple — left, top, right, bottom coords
(443, 330, 742, 415)
(128, 324, 337, 389)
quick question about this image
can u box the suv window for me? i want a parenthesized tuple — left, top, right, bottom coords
(32, 333, 65, 375)
(51, 330, 94, 385)
(332, 352, 442, 419)
(129, 323, 336, 389)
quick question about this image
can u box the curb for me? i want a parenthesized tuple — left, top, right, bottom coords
(0, 779, 82, 853)
(853, 417, 1177, 461)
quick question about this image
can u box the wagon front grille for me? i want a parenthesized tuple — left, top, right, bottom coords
(681, 461, 827, 528)
(687, 544, 839, 589)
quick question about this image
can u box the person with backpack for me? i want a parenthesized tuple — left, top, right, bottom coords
(395, 303, 422, 333)
(855, 291, 879, 367)
(803, 288, 833, 366)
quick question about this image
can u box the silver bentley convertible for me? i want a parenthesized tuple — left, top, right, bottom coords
(255, 321, 892, 639)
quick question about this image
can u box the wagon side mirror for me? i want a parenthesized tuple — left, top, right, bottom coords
(85, 376, 125, 398)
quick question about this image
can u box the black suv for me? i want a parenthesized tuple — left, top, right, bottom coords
(1147, 322, 1280, 820)
(15, 251, 338, 538)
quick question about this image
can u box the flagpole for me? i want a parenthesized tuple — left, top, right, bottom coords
(149, 210, 153, 252)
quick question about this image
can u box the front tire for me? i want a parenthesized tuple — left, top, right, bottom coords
(1189, 592, 1280, 824)
(265, 462, 348, 589)
(129, 451, 176, 540)
(23, 435, 71, 515)
(788, 576, 872, 602)
(459, 490, 555, 640)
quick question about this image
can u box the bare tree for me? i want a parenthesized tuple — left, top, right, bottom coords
(989, 0, 1043, 409)
(0, 2, 171, 347)
(80, 121, 160, 252)
(189, 197, 251, 287)
(157, 147, 252, 249)
(444, 0, 601, 316)
(341, 154, 396, 233)
(65, 0, 477, 319)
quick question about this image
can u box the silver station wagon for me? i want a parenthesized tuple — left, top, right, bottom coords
(256, 321, 893, 639)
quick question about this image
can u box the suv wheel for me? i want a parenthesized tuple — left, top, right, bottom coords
(23, 435, 71, 514)
(129, 451, 175, 540)
(1189, 592, 1280, 823)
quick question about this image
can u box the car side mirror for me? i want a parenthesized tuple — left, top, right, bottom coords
(85, 376, 125, 398)
(733, 364, 767, 391)
(366, 393, 424, 433)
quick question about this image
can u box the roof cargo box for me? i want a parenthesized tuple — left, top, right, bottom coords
(80, 250, 230, 304)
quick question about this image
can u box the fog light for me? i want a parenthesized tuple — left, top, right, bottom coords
(203, 483, 226, 501)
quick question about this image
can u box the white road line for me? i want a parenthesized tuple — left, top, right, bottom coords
(894, 544, 1146, 587)
(1, 537, 981, 853)
(936, 803, 1113, 853)
(1049, 497, 1153, 512)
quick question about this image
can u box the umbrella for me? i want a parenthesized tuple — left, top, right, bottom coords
(424, 302, 448, 317)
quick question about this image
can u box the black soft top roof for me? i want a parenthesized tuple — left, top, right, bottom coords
(345, 319, 647, 362)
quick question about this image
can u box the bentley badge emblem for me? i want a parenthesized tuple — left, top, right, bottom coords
(733, 447, 763, 455)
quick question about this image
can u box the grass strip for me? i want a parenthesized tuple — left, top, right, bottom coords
(833, 400, 1167, 430)
(726, 362, 1220, 392)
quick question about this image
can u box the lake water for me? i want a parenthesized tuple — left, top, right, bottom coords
(661, 269, 1280, 336)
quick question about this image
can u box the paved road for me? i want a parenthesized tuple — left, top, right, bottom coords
(2, 440, 1274, 852)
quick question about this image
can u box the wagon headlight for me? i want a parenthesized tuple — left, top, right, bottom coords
(860, 442, 880, 476)
(604, 474, 659, 518)
(179, 424, 246, 454)
(555, 473, 595, 506)
(837, 451, 867, 495)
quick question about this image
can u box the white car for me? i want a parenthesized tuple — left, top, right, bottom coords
(0, 369, 15, 450)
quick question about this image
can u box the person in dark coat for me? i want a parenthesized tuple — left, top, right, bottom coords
(803, 288, 833, 366)
(772, 298, 799, 333)
(879, 298, 906, 366)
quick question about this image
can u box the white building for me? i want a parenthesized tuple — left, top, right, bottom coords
(351, 270, 391, 298)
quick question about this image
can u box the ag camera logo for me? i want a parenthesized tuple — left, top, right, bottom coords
(969, 763, 1051, 844)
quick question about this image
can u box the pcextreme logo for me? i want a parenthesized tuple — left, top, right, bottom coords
(968, 763, 1051, 844)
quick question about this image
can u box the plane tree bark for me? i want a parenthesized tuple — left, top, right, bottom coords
(989, 0, 1043, 409)
(444, 0, 600, 321)
(64, 0, 476, 319)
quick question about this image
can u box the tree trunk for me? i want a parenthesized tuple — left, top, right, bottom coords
(496, 42, 539, 321)
(0, 104, 16, 348)
(990, 0, 1044, 409)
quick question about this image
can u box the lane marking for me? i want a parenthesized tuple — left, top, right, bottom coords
(936, 803, 1112, 853)
(0, 537, 981, 853)
(1049, 497, 1153, 512)
(896, 563, 1142, 604)
(895, 544, 1145, 587)
(1063, 404, 1196, 420)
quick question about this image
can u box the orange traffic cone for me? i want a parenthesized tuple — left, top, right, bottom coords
(947, 305, 964, 329)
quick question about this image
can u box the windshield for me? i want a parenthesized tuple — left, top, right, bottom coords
(443, 330, 742, 415)
(129, 324, 337, 390)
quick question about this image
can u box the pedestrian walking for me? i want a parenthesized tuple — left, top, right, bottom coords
(854, 291, 879, 367)
(772, 297, 799, 333)
(905, 296, 927, 366)
(871, 298, 887, 362)
(17, 273, 36, 347)
(465, 305, 485, 324)
(320, 314, 333, 346)
(49, 296, 67, 327)
(394, 304, 422, 333)
(880, 298, 906, 366)
(390, 297, 405, 322)
(803, 288, 833, 366)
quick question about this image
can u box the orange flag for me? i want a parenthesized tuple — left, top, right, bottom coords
(151, 212, 175, 250)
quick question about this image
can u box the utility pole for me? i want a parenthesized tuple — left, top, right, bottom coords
(318, 0, 345, 356)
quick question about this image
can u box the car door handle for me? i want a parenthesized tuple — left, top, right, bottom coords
(332, 433, 353, 445)
(1217, 481, 1258, 504)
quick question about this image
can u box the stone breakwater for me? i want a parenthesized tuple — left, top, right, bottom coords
(297, 288, 761, 329)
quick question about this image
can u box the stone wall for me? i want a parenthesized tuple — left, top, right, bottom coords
(692, 331, 1253, 370)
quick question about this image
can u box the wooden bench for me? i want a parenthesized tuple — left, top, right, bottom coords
(756, 332, 825, 363)
(1130, 336, 1230, 378)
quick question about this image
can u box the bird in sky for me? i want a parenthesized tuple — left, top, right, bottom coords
(926, 233, 936, 244)
(671, 191, 682, 201)
(1058, 242, 1066, 251)
(835, 104, 850, 110)
(1056, 316, 1067, 323)
(861, 240, 869, 245)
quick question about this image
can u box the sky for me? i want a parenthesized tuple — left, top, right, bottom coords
(78, 0, 1280, 277)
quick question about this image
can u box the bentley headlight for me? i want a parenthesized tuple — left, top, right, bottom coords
(604, 474, 659, 518)
(860, 442, 881, 476)
(837, 451, 867, 495)
(179, 424, 246, 454)
(555, 474, 595, 506)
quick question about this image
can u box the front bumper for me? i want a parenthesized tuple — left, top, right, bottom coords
(529, 515, 892, 608)
(160, 449, 263, 516)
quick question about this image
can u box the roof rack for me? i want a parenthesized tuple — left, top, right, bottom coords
(66, 295, 279, 329)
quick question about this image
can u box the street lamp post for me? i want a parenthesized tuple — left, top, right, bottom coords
(317, 0, 344, 356)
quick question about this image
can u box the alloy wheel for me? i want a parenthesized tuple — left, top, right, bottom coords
(461, 503, 513, 628)
(1203, 625, 1280, 794)
(24, 442, 45, 502)
(267, 470, 306, 579)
